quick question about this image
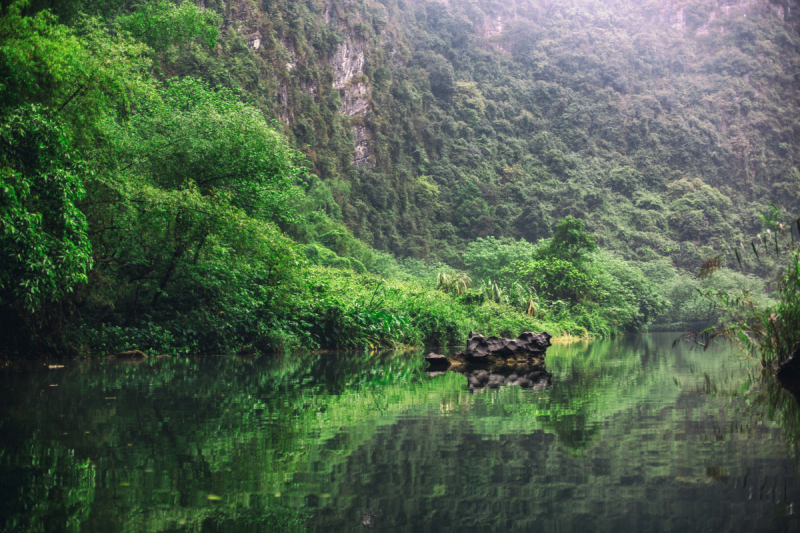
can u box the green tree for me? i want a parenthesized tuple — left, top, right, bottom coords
(542, 216, 597, 264)
(502, 258, 596, 305)
(0, 1, 154, 141)
(0, 105, 91, 312)
(463, 236, 539, 281)
(116, 0, 219, 52)
(106, 77, 305, 222)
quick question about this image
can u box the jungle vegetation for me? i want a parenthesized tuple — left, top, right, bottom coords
(0, 0, 797, 356)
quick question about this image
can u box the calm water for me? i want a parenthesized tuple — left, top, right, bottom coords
(1, 334, 799, 532)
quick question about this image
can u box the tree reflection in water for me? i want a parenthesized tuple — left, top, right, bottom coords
(1, 334, 800, 532)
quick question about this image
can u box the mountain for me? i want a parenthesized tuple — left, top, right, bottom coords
(150, 0, 800, 271)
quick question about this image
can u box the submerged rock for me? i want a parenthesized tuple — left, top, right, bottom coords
(777, 349, 800, 381)
(777, 349, 800, 402)
(108, 350, 148, 360)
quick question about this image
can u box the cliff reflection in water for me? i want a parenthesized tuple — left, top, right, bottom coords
(1, 334, 799, 532)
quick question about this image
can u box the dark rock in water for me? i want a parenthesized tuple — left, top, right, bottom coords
(425, 352, 451, 367)
(425, 331, 551, 374)
(455, 367, 552, 393)
(777, 349, 800, 403)
(777, 349, 800, 381)
(451, 331, 551, 365)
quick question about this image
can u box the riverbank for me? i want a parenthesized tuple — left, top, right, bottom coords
(65, 265, 612, 359)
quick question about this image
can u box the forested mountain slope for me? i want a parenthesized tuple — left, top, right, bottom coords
(123, 0, 800, 271)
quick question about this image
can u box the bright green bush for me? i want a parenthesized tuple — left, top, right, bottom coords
(463, 237, 540, 281)
(502, 258, 596, 305)
(489, 218, 667, 333)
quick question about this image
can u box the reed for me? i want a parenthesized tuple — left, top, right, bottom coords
(693, 206, 800, 365)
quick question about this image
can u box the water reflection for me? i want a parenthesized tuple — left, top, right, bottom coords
(0, 335, 798, 532)
(454, 366, 551, 392)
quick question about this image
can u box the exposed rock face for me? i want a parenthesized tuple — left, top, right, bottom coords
(456, 367, 551, 393)
(654, 0, 787, 32)
(353, 124, 370, 166)
(245, 32, 261, 50)
(330, 39, 366, 91)
(451, 331, 551, 365)
(329, 36, 373, 165)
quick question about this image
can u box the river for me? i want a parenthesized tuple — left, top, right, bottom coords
(1, 333, 798, 532)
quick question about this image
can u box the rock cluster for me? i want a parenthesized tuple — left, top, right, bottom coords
(425, 331, 553, 392)
(425, 331, 551, 374)
(453, 331, 551, 363)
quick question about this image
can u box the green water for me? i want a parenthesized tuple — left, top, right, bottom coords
(1, 334, 799, 532)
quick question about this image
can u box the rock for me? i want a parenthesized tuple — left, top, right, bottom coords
(777, 349, 800, 403)
(777, 349, 800, 381)
(425, 352, 451, 367)
(450, 331, 551, 365)
(425, 332, 552, 379)
(108, 350, 148, 360)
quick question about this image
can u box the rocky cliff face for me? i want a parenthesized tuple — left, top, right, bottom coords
(329, 35, 372, 164)
(206, 0, 381, 166)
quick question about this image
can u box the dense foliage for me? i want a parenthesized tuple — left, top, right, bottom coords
(0, 1, 312, 354)
(1, 0, 796, 356)
(459, 217, 668, 335)
(0, 0, 627, 356)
